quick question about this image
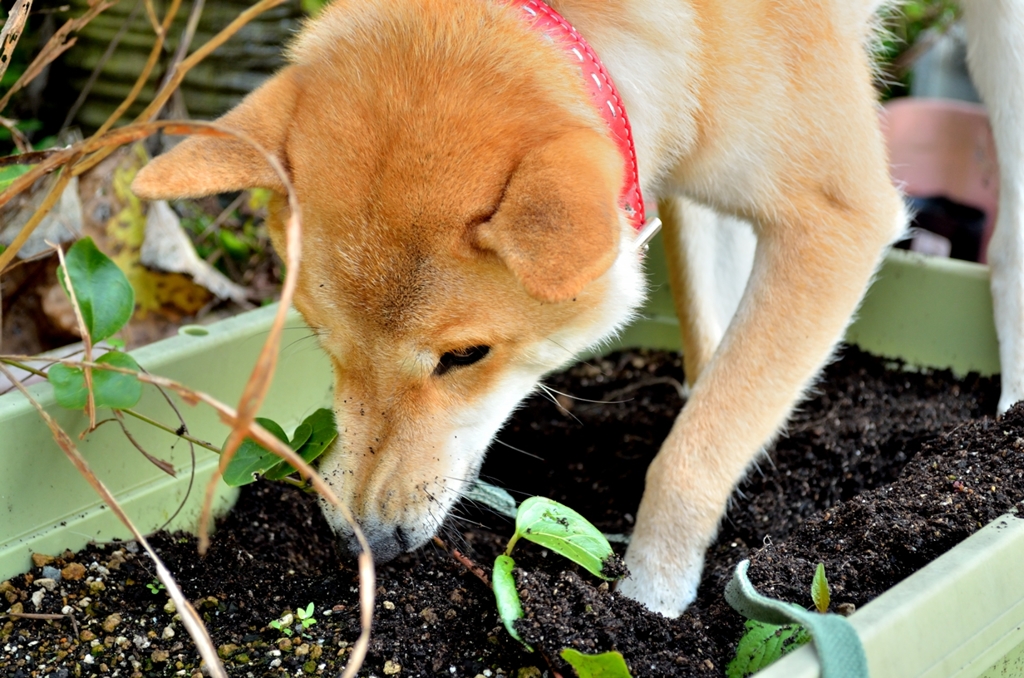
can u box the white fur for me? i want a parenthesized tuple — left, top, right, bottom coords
(962, 0, 1024, 413)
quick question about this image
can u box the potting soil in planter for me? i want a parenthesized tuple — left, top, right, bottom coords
(2, 347, 1022, 677)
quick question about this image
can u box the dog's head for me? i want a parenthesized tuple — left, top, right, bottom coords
(133, 0, 645, 560)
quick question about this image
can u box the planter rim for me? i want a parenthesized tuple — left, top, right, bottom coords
(1, 240, 1015, 678)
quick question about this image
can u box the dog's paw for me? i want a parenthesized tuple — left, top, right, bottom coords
(617, 535, 704, 618)
(998, 391, 1024, 417)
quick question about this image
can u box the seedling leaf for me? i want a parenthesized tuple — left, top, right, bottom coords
(263, 408, 337, 480)
(288, 421, 314, 452)
(48, 351, 143, 410)
(725, 560, 868, 678)
(560, 649, 633, 678)
(492, 554, 531, 651)
(514, 497, 616, 579)
(222, 418, 290, 486)
(726, 620, 811, 678)
(464, 479, 518, 519)
(811, 562, 830, 613)
(59, 237, 135, 342)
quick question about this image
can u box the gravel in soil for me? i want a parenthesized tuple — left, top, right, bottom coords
(2, 347, 1021, 678)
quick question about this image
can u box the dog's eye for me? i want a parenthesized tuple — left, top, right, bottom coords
(434, 345, 490, 376)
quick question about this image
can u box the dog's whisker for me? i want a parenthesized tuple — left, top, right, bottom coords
(537, 384, 583, 425)
(490, 438, 545, 461)
(538, 385, 631, 405)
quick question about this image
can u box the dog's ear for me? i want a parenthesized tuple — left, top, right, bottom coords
(475, 129, 623, 303)
(132, 67, 301, 199)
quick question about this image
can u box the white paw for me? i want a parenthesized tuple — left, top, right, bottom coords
(617, 535, 704, 618)
(998, 389, 1024, 416)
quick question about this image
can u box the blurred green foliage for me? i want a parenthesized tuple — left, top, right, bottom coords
(174, 188, 274, 283)
(875, 0, 962, 100)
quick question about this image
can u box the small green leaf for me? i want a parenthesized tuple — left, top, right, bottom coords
(493, 554, 531, 650)
(48, 351, 142, 410)
(222, 418, 290, 487)
(811, 563, 830, 613)
(0, 164, 32, 191)
(465, 480, 518, 519)
(560, 649, 633, 678)
(514, 497, 615, 580)
(289, 421, 314, 452)
(59, 238, 134, 342)
(263, 408, 337, 480)
(727, 620, 811, 678)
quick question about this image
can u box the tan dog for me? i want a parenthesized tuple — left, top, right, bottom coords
(133, 0, 905, 617)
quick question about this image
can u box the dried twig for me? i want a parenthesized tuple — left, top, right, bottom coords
(0, 0, 33, 85)
(434, 536, 490, 587)
(74, 0, 285, 175)
(0, 115, 30, 153)
(90, 0, 182, 139)
(1, 353, 376, 677)
(51, 240, 96, 430)
(0, 147, 64, 168)
(0, 0, 115, 114)
(122, 406, 219, 453)
(0, 362, 229, 678)
(113, 409, 177, 476)
(61, 0, 145, 131)
(155, 0, 205, 114)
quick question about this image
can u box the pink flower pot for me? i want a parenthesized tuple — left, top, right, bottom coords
(880, 98, 1000, 263)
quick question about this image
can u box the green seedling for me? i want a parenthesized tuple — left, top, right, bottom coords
(560, 648, 633, 678)
(726, 562, 838, 678)
(296, 602, 317, 630)
(268, 615, 292, 637)
(489, 495, 632, 677)
(146, 580, 165, 595)
(221, 408, 337, 486)
(269, 603, 316, 637)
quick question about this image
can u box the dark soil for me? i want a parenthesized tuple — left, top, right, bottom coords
(3, 346, 1023, 678)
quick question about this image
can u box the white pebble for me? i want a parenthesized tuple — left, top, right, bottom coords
(30, 590, 45, 609)
(162, 626, 175, 639)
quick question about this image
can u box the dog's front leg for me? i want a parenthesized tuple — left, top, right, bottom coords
(620, 183, 905, 617)
(660, 196, 756, 389)
(962, 0, 1024, 414)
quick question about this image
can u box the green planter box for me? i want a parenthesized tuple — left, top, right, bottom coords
(0, 305, 332, 580)
(1, 235, 1018, 677)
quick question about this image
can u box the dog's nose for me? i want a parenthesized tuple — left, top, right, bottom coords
(343, 525, 410, 563)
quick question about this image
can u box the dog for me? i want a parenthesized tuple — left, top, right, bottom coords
(131, 0, 1021, 618)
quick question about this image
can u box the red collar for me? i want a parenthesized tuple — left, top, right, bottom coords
(505, 0, 647, 231)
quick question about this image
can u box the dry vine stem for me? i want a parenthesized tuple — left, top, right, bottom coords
(1, 118, 376, 678)
(0, 0, 33, 92)
(0, 0, 284, 270)
(0, 0, 115, 114)
(51, 240, 98, 431)
(3, 354, 377, 677)
(0, 362, 230, 678)
(1, 0, 374, 668)
(1, 116, 376, 677)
